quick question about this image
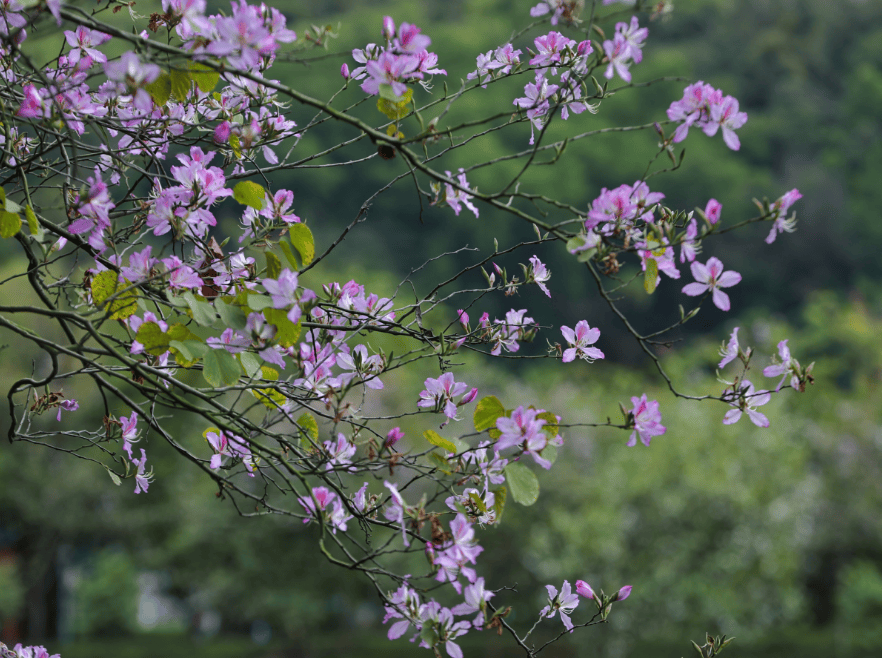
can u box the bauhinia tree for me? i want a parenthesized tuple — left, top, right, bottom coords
(0, 0, 812, 656)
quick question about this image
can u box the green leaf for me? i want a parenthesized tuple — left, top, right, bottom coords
(106, 468, 122, 486)
(428, 451, 452, 475)
(253, 386, 286, 409)
(377, 87, 413, 120)
(296, 413, 319, 443)
(4, 197, 22, 213)
(278, 240, 299, 269)
(216, 299, 248, 331)
(492, 486, 506, 523)
(246, 293, 275, 312)
(289, 223, 315, 268)
(288, 227, 315, 268)
(423, 429, 458, 454)
(504, 462, 539, 506)
(144, 73, 172, 107)
(188, 62, 220, 93)
(233, 181, 266, 210)
(473, 395, 505, 433)
(0, 211, 21, 238)
(202, 348, 242, 387)
(536, 411, 559, 438)
(135, 321, 171, 356)
(24, 205, 40, 236)
(541, 443, 558, 466)
(468, 491, 488, 513)
(182, 291, 216, 327)
(169, 68, 191, 100)
(378, 82, 408, 102)
(239, 351, 261, 378)
(263, 308, 301, 347)
(265, 251, 282, 280)
(91, 271, 138, 320)
(644, 258, 658, 294)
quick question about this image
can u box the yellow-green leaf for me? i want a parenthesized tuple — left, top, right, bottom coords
(135, 321, 171, 357)
(169, 68, 191, 101)
(25, 205, 39, 235)
(505, 462, 539, 506)
(188, 62, 220, 93)
(473, 395, 505, 433)
(424, 429, 458, 454)
(644, 258, 658, 294)
(289, 223, 315, 267)
(252, 387, 286, 409)
(264, 308, 301, 347)
(0, 211, 21, 238)
(144, 73, 172, 107)
(492, 486, 506, 522)
(233, 181, 266, 210)
(536, 411, 559, 438)
(377, 85, 412, 111)
(90, 271, 138, 320)
(296, 413, 319, 443)
(278, 240, 299, 269)
(266, 251, 282, 279)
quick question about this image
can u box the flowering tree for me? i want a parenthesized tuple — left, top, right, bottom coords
(0, 0, 812, 655)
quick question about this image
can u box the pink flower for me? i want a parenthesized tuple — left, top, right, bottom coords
(385, 427, 404, 448)
(762, 339, 799, 391)
(120, 410, 140, 460)
(418, 372, 474, 424)
(527, 255, 551, 297)
(704, 198, 722, 225)
(627, 394, 666, 447)
(16, 84, 44, 118)
(442, 169, 479, 218)
(56, 398, 78, 422)
(133, 448, 152, 494)
(681, 257, 741, 311)
(718, 327, 740, 369)
(560, 320, 604, 363)
(360, 51, 420, 98)
(723, 380, 771, 428)
(765, 188, 802, 244)
(540, 580, 579, 632)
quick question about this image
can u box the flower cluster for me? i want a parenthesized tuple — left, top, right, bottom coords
(349, 17, 445, 98)
(667, 81, 748, 150)
(298, 486, 352, 534)
(603, 16, 648, 83)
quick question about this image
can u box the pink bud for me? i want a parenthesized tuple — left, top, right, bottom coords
(492, 262, 503, 276)
(577, 40, 592, 56)
(460, 387, 478, 405)
(575, 580, 596, 601)
(704, 199, 722, 225)
(457, 309, 469, 327)
(382, 16, 395, 40)
(385, 427, 404, 448)
(613, 585, 632, 602)
(341, 63, 350, 79)
(214, 121, 231, 144)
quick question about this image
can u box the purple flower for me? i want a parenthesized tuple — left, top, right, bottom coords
(627, 394, 666, 447)
(120, 410, 140, 460)
(360, 51, 421, 98)
(443, 169, 479, 218)
(723, 380, 771, 428)
(540, 580, 579, 632)
(133, 448, 152, 494)
(560, 320, 604, 363)
(527, 255, 551, 297)
(765, 188, 802, 244)
(385, 427, 404, 448)
(418, 372, 474, 424)
(704, 198, 722, 225)
(575, 579, 597, 602)
(682, 257, 742, 312)
(763, 339, 799, 391)
(56, 398, 79, 422)
(613, 585, 632, 601)
(718, 327, 740, 369)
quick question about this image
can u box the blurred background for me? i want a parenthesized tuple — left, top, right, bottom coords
(2, 0, 882, 656)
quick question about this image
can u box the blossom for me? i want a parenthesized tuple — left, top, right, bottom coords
(418, 372, 475, 424)
(443, 169, 479, 218)
(681, 257, 741, 311)
(162, 256, 203, 289)
(120, 410, 140, 460)
(667, 82, 746, 151)
(16, 84, 44, 119)
(120, 246, 156, 283)
(762, 339, 799, 391)
(540, 580, 579, 632)
(322, 433, 357, 471)
(466, 50, 503, 88)
(385, 427, 404, 448)
(383, 481, 411, 546)
(614, 585, 632, 601)
(718, 327, 740, 369)
(451, 576, 494, 628)
(133, 448, 152, 494)
(679, 217, 700, 263)
(360, 51, 420, 98)
(527, 255, 551, 297)
(704, 198, 722, 225)
(723, 380, 771, 428)
(765, 188, 802, 244)
(298, 486, 351, 533)
(513, 71, 559, 145)
(627, 394, 666, 447)
(560, 320, 604, 363)
(56, 398, 79, 422)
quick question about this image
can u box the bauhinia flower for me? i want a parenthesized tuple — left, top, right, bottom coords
(527, 255, 551, 297)
(540, 580, 579, 632)
(681, 256, 741, 311)
(723, 380, 771, 428)
(560, 320, 604, 363)
(718, 327, 741, 369)
(627, 394, 666, 447)
(762, 339, 800, 391)
(418, 372, 477, 425)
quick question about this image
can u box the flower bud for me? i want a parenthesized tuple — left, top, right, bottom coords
(460, 387, 479, 405)
(575, 580, 597, 602)
(341, 63, 350, 79)
(613, 585, 632, 602)
(385, 427, 404, 448)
